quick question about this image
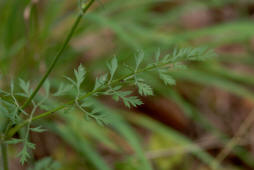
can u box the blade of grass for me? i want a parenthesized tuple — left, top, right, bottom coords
(125, 112, 220, 169)
(1, 143, 8, 170)
(143, 73, 254, 167)
(49, 122, 111, 170)
(171, 68, 254, 101)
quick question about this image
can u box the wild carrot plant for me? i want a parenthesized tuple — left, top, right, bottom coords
(0, 0, 215, 169)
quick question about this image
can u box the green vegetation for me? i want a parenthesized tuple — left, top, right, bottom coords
(1, 0, 254, 170)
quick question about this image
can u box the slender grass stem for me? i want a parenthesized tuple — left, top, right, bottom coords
(6, 61, 170, 139)
(21, 14, 82, 109)
(21, 0, 95, 110)
(1, 1, 95, 167)
(1, 143, 8, 170)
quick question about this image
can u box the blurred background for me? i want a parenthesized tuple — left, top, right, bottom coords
(1, 0, 254, 169)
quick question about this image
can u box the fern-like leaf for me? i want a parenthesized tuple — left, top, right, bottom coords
(136, 81, 153, 96)
(107, 56, 118, 82)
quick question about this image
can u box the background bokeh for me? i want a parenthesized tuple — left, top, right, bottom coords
(1, 0, 254, 169)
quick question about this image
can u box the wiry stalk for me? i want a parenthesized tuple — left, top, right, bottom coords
(21, 0, 95, 109)
(7, 61, 172, 139)
(1, 0, 95, 168)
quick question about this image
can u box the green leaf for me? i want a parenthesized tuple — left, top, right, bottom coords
(90, 108, 110, 126)
(162, 54, 170, 63)
(43, 80, 50, 97)
(171, 47, 216, 62)
(159, 70, 176, 85)
(136, 82, 153, 96)
(26, 142, 36, 149)
(135, 50, 144, 69)
(112, 90, 132, 101)
(19, 79, 31, 96)
(18, 147, 30, 165)
(5, 138, 23, 144)
(103, 85, 122, 96)
(30, 126, 47, 133)
(123, 96, 143, 108)
(112, 91, 143, 108)
(64, 76, 76, 86)
(0, 99, 20, 121)
(18, 141, 35, 165)
(94, 74, 108, 90)
(74, 64, 86, 88)
(53, 83, 72, 96)
(155, 48, 160, 62)
(81, 101, 93, 108)
(107, 56, 118, 81)
(0, 102, 9, 118)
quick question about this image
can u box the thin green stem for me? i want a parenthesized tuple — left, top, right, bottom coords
(21, 0, 95, 110)
(6, 61, 170, 139)
(1, 143, 8, 170)
(3, 0, 95, 140)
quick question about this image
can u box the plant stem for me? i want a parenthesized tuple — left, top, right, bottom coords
(1, 143, 8, 170)
(6, 61, 171, 139)
(3, 0, 95, 140)
(21, 0, 95, 110)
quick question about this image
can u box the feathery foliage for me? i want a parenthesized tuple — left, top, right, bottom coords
(0, 47, 215, 165)
(0, 0, 220, 169)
